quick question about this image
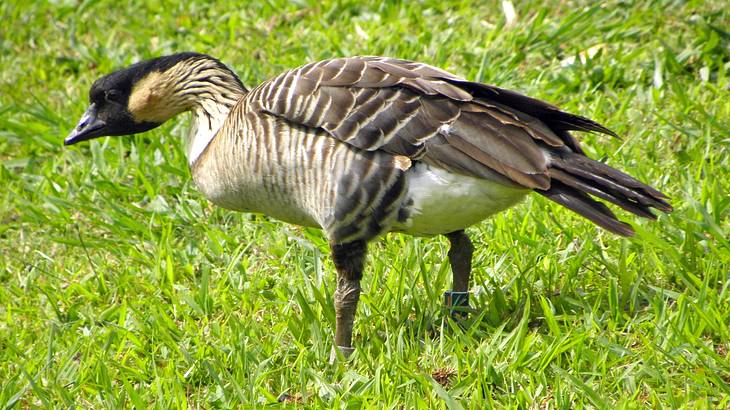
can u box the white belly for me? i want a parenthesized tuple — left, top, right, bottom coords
(395, 163, 529, 236)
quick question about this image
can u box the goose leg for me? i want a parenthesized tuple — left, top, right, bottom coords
(444, 230, 473, 317)
(330, 240, 366, 359)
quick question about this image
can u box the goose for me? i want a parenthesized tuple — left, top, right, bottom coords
(65, 52, 672, 357)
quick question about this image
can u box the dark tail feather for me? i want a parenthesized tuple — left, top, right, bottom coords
(538, 181, 635, 236)
(537, 152, 672, 237)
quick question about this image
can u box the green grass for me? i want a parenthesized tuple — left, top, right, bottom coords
(1, 0, 729, 408)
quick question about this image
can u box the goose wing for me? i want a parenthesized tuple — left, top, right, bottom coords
(247, 56, 670, 235)
(248, 56, 608, 189)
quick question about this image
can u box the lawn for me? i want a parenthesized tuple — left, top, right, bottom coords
(1, 0, 729, 408)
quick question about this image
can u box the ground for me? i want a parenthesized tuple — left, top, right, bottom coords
(1, 0, 729, 408)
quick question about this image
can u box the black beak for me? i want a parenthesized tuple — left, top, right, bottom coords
(64, 103, 107, 145)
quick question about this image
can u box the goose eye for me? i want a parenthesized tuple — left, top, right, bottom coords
(105, 89, 122, 103)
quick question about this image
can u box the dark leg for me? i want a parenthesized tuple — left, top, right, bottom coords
(330, 240, 366, 358)
(444, 230, 474, 316)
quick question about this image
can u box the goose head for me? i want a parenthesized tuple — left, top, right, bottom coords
(65, 52, 246, 147)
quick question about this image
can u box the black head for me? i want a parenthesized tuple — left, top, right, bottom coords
(64, 52, 208, 145)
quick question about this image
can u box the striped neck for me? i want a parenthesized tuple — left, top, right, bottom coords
(127, 54, 247, 165)
(179, 58, 247, 164)
(186, 89, 242, 165)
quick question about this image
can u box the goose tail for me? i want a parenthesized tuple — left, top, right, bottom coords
(536, 152, 672, 236)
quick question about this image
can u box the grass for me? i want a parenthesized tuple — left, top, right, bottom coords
(1, 0, 729, 407)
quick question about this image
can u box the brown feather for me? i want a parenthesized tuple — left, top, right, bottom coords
(447, 111, 547, 175)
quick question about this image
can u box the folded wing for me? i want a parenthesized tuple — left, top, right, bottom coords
(247, 56, 671, 235)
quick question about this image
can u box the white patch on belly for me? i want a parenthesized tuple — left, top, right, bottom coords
(396, 163, 529, 236)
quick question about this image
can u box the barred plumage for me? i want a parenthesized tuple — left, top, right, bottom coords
(65, 52, 672, 356)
